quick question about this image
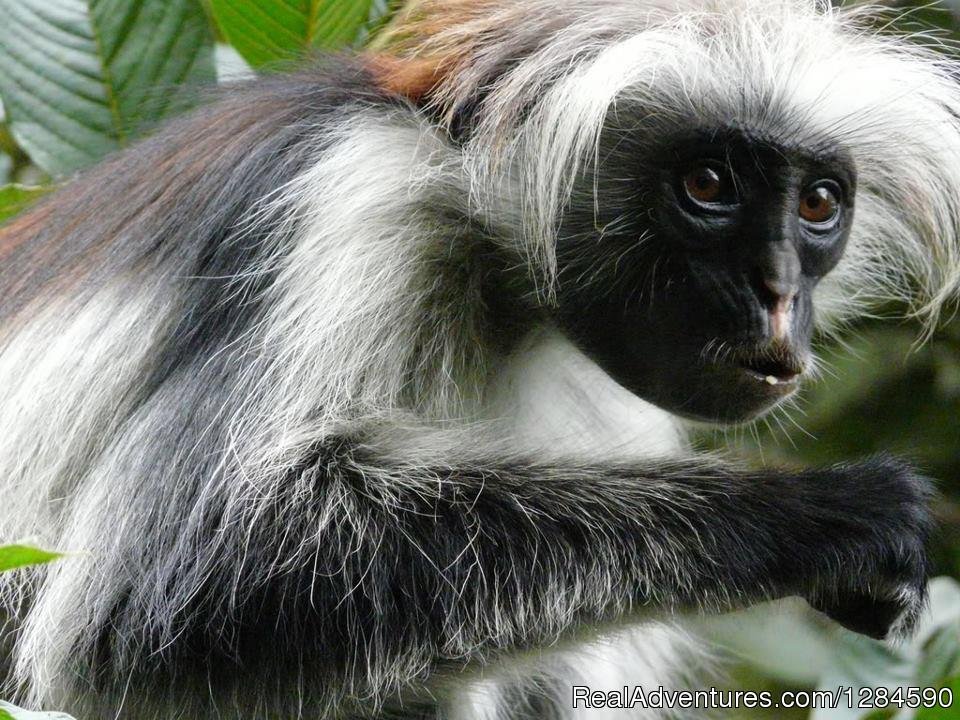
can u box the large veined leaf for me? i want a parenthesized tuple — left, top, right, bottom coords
(0, 0, 216, 176)
(209, 0, 385, 68)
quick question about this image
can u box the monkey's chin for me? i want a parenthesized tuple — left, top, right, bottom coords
(705, 341, 807, 422)
(666, 360, 802, 425)
(716, 363, 801, 423)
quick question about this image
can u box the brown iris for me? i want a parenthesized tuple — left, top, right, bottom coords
(683, 166, 723, 204)
(799, 184, 840, 224)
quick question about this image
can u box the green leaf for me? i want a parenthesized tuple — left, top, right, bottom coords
(0, 184, 48, 224)
(209, 0, 375, 67)
(915, 676, 960, 719)
(918, 621, 960, 686)
(356, 0, 395, 47)
(0, 0, 216, 176)
(859, 712, 895, 720)
(0, 702, 75, 720)
(0, 544, 63, 573)
(0, 154, 12, 185)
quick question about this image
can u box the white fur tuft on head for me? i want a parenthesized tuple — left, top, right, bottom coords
(393, 0, 960, 325)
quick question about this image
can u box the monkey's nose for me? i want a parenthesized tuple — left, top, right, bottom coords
(763, 278, 796, 341)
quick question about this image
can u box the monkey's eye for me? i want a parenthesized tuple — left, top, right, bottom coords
(680, 164, 738, 215)
(683, 166, 724, 205)
(799, 182, 841, 228)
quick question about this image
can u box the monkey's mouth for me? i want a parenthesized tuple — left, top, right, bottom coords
(734, 347, 805, 387)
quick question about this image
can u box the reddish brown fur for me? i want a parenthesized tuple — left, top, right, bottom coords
(367, 55, 446, 103)
(0, 90, 292, 326)
(367, 0, 503, 103)
(0, 203, 54, 258)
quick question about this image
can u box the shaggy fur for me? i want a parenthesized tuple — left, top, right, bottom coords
(0, 1, 957, 718)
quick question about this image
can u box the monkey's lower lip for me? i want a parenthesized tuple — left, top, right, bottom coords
(735, 355, 804, 387)
(739, 365, 800, 387)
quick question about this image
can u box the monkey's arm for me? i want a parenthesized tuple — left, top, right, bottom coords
(175, 441, 929, 695)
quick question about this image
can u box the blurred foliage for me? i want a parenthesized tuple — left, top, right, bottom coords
(0, 548, 68, 720)
(1, 1, 960, 719)
(0, 702, 74, 720)
(0, 186, 47, 225)
(699, 581, 960, 720)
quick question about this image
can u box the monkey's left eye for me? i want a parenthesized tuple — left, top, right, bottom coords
(682, 165, 729, 207)
(798, 182, 841, 228)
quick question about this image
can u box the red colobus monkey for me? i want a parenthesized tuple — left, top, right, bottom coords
(1, 1, 959, 718)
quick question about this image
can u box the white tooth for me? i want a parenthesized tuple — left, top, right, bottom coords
(765, 375, 778, 385)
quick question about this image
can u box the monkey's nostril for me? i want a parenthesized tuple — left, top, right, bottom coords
(760, 278, 797, 312)
(763, 277, 794, 300)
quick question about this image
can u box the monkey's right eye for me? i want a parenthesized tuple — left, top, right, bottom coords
(682, 165, 733, 209)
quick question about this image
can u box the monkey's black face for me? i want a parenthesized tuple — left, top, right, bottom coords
(556, 128, 856, 423)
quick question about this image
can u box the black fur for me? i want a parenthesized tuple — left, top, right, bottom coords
(0, 31, 938, 720)
(80, 436, 931, 715)
(556, 122, 857, 422)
